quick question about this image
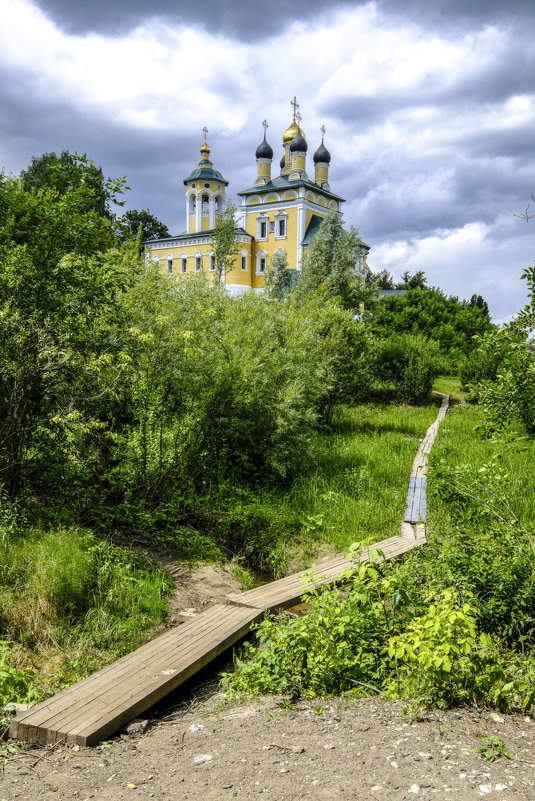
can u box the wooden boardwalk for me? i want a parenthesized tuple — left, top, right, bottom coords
(403, 393, 449, 523)
(9, 396, 449, 747)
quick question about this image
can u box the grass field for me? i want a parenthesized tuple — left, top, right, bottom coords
(266, 399, 440, 559)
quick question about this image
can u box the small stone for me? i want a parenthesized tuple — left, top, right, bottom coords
(125, 719, 149, 735)
(479, 786, 492, 795)
(194, 754, 213, 765)
(323, 744, 335, 749)
(189, 724, 205, 733)
(223, 784, 233, 789)
(495, 785, 508, 792)
(490, 713, 505, 724)
(371, 786, 383, 792)
(409, 785, 420, 794)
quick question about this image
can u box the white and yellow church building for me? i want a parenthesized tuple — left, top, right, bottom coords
(146, 101, 363, 291)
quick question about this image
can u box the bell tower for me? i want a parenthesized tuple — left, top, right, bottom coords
(183, 127, 229, 233)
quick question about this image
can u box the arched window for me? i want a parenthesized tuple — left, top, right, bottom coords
(201, 194, 209, 212)
(194, 251, 202, 272)
(166, 258, 173, 275)
(189, 195, 196, 213)
(241, 249, 248, 271)
(256, 251, 267, 275)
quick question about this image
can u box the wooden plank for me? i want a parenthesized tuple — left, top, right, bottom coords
(10, 604, 262, 746)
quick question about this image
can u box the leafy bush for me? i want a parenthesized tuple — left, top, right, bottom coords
(374, 334, 441, 404)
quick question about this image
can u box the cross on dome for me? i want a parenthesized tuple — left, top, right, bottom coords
(290, 96, 299, 120)
(202, 126, 208, 140)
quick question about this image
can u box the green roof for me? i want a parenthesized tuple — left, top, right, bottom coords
(183, 166, 229, 185)
(144, 227, 251, 246)
(238, 173, 344, 203)
(301, 214, 323, 246)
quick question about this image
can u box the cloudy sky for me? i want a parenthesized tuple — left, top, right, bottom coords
(2, 0, 535, 322)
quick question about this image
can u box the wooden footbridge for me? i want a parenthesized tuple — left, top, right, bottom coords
(9, 395, 449, 747)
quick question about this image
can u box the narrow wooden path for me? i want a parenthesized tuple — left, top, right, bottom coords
(10, 396, 449, 747)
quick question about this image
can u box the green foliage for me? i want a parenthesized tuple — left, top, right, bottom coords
(476, 735, 513, 762)
(370, 286, 493, 367)
(374, 334, 441, 404)
(264, 249, 297, 299)
(466, 267, 535, 435)
(223, 556, 404, 699)
(386, 589, 535, 714)
(0, 522, 171, 695)
(0, 641, 40, 707)
(117, 208, 170, 244)
(213, 202, 240, 282)
(19, 150, 127, 219)
(296, 210, 376, 311)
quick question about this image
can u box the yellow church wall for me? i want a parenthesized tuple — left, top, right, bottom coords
(149, 240, 253, 287)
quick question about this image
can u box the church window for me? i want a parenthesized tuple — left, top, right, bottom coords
(202, 194, 209, 212)
(204, 183, 210, 188)
(259, 220, 267, 239)
(189, 195, 196, 213)
(256, 251, 267, 274)
(181, 258, 187, 274)
(278, 218, 286, 237)
(209, 254, 216, 271)
(195, 255, 202, 272)
(167, 258, 173, 275)
(241, 256, 247, 271)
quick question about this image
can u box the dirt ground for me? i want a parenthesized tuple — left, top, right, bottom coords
(3, 560, 534, 801)
(3, 688, 534, 801)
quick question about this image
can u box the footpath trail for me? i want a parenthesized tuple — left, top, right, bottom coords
(9, 396, 449, 748)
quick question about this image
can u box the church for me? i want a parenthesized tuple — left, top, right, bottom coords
(146, 99, 365, 292)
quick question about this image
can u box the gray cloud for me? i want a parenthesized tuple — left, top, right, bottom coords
(32, 0, 355, 38)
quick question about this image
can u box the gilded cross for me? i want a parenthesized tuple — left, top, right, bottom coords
(202, 126, 208, 140)
(290, 96, 299, 120)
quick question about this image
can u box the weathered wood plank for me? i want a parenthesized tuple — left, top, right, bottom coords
(10, 605, 262, 746)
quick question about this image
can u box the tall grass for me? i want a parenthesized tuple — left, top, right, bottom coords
(0, 524, 173, 697)
(263, 400, 440, 559)
(429, 404, 535, 529)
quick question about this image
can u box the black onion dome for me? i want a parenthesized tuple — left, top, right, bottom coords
(289, 131, 308, 153)
(313, 141, 331, 164)
(280, 154, 285, 169)
(255, 136, 273, 160)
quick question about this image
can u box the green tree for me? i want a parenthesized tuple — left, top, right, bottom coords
(0, 171, 132, 499)
(265, 249, 296, 299)
(213, 202, 240, 283)
(118, 208, 170, 245)
(296, 210, 376, 311)
(19, 150, 127, 219)
(397, 270, 428, 289)
(370, 287, 493, 365)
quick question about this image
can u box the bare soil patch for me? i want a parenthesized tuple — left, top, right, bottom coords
(4, 691, 534, 800)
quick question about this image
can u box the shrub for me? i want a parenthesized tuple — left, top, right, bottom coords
(374, 334, 440, 404)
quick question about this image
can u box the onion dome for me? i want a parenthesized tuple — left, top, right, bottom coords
(280, 154, 285, 169)
(283, 119, 300, 144)
(289, 130, 308, 153)
(255, 135, 273, 160)
(200, 141, 210, 154)
(313, 140, 331, 164)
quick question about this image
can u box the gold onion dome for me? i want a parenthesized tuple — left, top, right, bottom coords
(283, 119, 304, 144)
(200, 141, 210, 154)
